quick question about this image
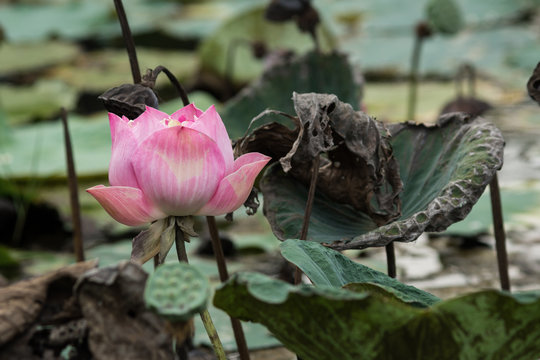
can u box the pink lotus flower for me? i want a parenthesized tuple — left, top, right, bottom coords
(87, 104, 270, 226)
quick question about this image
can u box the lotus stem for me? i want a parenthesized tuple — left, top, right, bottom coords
(206, 216, 250, 360)
(174, 219, 226, 359)
(294, 154, 321, 284)
(407, 33, 424, 121)
(113, 0, 141, 84)
(385, 242, 396, 278)
(152, 66, 190, 107)
(489, 173, 511, 291)
(200, 309, 227, 360)
(61, 108, 84, 262)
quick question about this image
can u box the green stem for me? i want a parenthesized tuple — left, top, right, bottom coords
(407, 34, 424, 121)
(199, 309, 227, 360)
(206, 216, 251, 360)
(174, 219, 226, 359)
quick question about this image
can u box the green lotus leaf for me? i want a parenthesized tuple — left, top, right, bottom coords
(222, 51, 363, 139)
(214, 271, 540, 360)
(198, 4, 336, 86)
(280, 239, 440, 307)
(261, 113, 504, 250)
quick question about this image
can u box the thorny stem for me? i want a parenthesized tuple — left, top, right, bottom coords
(174, 219, 226, 360)
(294, 155, 321, 285)
(489, 174, 511, 291)
(206, 216, 251, 360)
(61, 108, 84, 262)
(385, 242, 396, 278)
(152, 66, 190, 107)
(113, 0, 141, 84)
(407, 33, 424, 121)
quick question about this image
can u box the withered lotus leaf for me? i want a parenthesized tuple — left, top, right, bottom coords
(259, 112, 504, 250)
(236, 92, 402, 227)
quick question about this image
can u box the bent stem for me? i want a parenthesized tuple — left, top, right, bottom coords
(151, 66, 190, 107)
(113, 0, 141, 83)
(174, 219, 226, 360)
(61, 108, 84, 262)
(206, 216, 250, 360)
(294, 155, 321, 285)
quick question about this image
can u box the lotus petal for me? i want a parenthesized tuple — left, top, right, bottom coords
(132, 126, 226, 216)
(197, 153, 270, 216)
(108, 113, 140, 188)
(86, 185, 166, 226)
(181, 105, 234, 172)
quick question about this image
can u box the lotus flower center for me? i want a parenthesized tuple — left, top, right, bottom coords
(163, 115, 197, 128)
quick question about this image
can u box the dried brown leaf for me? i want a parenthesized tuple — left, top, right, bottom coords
(0, 260, 97, 346)
(236, 92, 402, 226)
(75, 261, 175, 360)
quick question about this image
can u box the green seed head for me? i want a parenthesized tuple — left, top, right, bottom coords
(425, 0, 464, 35)
(144, 263, 210, 322)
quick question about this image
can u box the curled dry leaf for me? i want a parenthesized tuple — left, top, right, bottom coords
(236, 92, 402, 226)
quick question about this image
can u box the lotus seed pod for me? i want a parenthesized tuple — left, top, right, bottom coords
(144, 263, 210, 322)
(425, 0, 464, 35)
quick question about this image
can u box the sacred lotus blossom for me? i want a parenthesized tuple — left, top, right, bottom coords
(87, 104, 271, 226)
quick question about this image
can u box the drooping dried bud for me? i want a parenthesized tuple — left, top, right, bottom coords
(265, 0, 311, 22)
(527, 62, 540, 105)
(415, 22, 433, 39)
(265, 0, 320, 35)
(98, 83, 159, 119)
(251, 41, 268, 59)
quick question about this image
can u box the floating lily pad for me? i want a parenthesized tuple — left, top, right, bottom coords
(0, 113, 111, 179)
(261, 113, 504, 250)
(221, 51, 363, 139)
(0, 0, 180, 43)
(0, 80, 77, 125)
(0, 2, 110, 42)
(50, 48, 198, 93)
(0, 41, 79, 76)
(198, 4, 336, 85)
(214, 271, 540, 360)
